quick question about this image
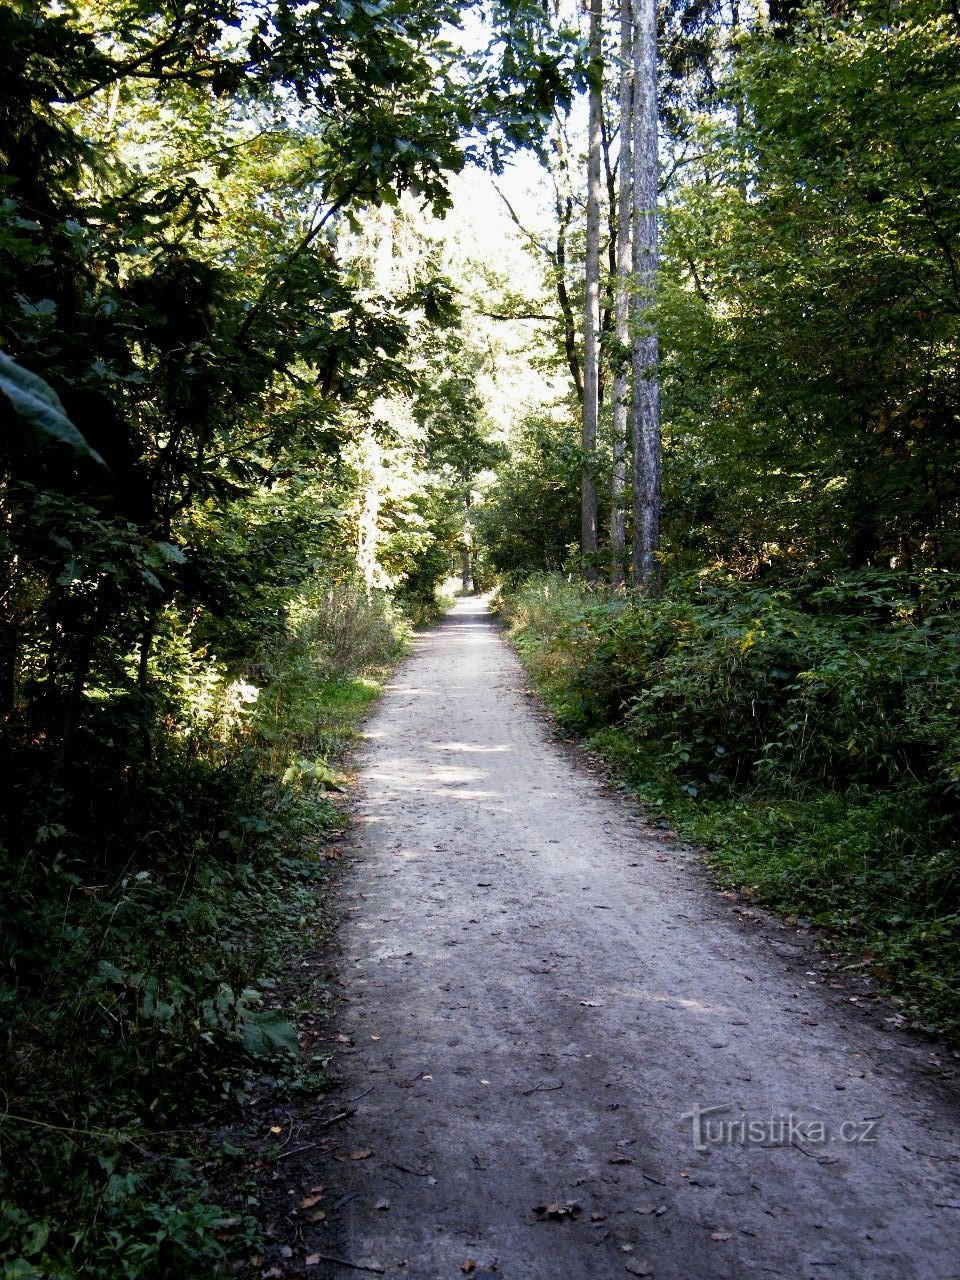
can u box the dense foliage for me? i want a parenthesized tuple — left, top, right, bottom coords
(660, 0, 960, 573)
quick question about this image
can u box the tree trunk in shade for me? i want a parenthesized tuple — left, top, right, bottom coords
(630, 0, 661, 590)
(582, 0, 603, 582)
(610, 0, 633, 586)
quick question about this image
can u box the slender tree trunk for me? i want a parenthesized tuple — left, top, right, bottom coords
(582, 0, 603, 582)
(555, 194, 584, 402)
(630, 0, 661, 590)
(356, 429, 382, 596)
(461, 489, 474, 593)
(138, 611, 156, 762)
(600, 109, 618, 409)
(610, 0, 633, 586)
(731, 0, 749, 200)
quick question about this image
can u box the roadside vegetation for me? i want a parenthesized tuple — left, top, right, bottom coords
(1, 580, 406, 1278)
(502, 573, 960, 1037)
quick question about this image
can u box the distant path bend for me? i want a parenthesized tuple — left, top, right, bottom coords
(313, 595, 960, 1280)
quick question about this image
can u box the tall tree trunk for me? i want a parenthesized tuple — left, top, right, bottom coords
(600, 109, 618, 409)
(582, 0, 603, 582)
(610, 0, 633, 586)
(630, 0, 661, 590)
(731, 0, 749, 201)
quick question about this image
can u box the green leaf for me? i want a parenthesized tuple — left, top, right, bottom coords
(240, 1009, 298, 1056)
(20, 1221, 50, 1259)
(0, 350, 104, 463)
(282, 757, 343, 789)
(4, 1260, 45, 1279)
(151, 541, 187, 565)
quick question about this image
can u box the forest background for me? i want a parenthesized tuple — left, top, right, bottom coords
(1, 0, 959, 1273)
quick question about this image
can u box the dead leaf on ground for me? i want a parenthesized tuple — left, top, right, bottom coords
(336, 1034, 353, 1045)
(461, 1262, 477, 1275)
(609, 1155, 634, 1165)
(301, 1194, 323, 1209)
(625, 1262, 653, 1277)
(534, 1201, 583, 1221)
(349, 1148, 373, 1161)
(711, 1231, 732, 1242)
(375, 1198, 390, 1211)
(305, 1256, 321, 1267)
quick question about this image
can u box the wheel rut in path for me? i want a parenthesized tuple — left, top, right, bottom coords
(307, 595, 960, 1280)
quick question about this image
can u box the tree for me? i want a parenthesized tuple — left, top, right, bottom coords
(610, 0, 634, 585)
(630, 0, 662, 589)
(582, 0, 604, 580)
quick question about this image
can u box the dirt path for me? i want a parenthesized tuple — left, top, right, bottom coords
(305, 596, 960, 1280)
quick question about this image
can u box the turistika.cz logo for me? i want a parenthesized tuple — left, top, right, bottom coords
(680, 1103, 880, 1152)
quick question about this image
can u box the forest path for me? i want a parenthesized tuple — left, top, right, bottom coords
(307, 596, 960, 1280)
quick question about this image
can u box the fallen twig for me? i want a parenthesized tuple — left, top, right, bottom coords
(344, 1085, 374, 1104)
(311, 1255, 385, 1274)
(276, 1110, 355, 1160)
(318, 1109, 354, 1129)
(522, 1079, 564, 1095)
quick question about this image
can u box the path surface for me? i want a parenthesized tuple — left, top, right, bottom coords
(310, 597, 960, 1280)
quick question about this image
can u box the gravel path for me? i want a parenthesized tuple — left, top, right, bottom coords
(308, 596, 960, 1280)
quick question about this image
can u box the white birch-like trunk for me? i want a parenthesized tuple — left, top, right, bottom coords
(630, 0, 661, 589)
(610, 0, 633, 586)
(582, 0, 603, 581)
(461, 490, 473, 594)
(356, 430, 383, 596)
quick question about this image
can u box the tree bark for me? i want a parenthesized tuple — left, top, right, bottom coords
(610, 0, 633, 586)
(630, 0, 661, 590)
(582, 0, 603, 582)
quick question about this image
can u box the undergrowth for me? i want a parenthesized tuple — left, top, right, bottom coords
(502, 571, 960, 1037)
(0, 581, 404, 1279)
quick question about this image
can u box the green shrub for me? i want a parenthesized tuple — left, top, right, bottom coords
(0, 575, 405, 1278)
